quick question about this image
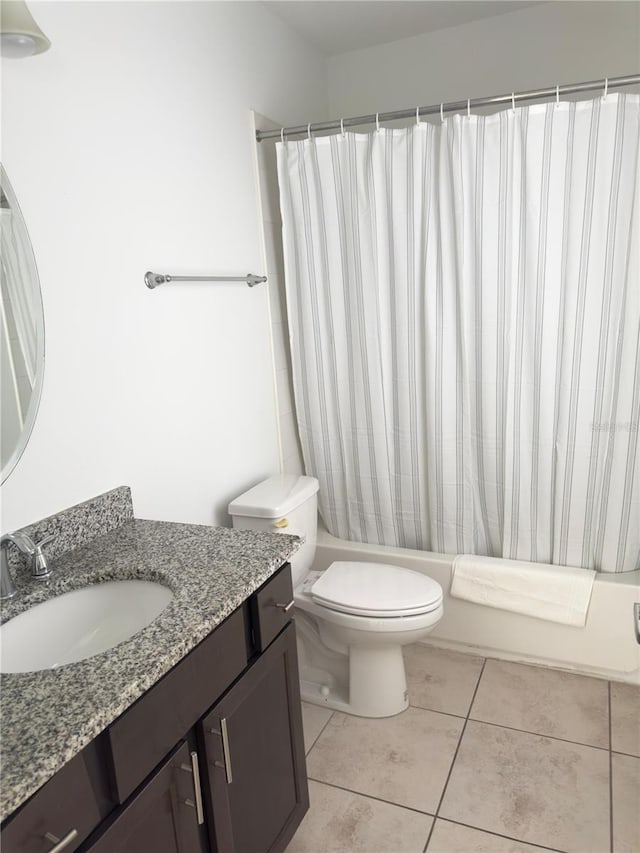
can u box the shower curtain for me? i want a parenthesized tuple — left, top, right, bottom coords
(1, 207, 37, 390)
(276, 93, 640, 573)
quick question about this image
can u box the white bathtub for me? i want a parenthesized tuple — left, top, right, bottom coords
(315, 526, 640, 685)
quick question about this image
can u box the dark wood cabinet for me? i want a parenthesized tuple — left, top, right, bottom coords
(86, 742, 207, 853)
(201, 622, 308, 853)
(250, 566, 296, 652)
(1, 563, 308, 853)
(0, 739, 113, 853)
(106, 606, 248, 804)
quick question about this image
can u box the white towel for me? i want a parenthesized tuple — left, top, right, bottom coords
(450, 555, 596, 627)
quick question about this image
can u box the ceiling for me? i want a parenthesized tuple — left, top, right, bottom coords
(265, 1, 543, 56)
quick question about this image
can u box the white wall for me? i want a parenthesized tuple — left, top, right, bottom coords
(328, 1, 640, 117)
(1, 1, 327, 531)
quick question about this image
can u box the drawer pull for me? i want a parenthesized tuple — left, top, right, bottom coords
(275, 600, 295, 612)
(44, 829, 78, 852)
(209, 717, 233, 784)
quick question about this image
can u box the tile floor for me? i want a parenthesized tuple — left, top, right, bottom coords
(287, 645, 640, 853)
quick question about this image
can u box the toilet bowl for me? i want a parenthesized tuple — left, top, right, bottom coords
(229, 475, 444, 717)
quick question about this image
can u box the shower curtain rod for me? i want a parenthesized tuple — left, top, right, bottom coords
(255, 74, 640, 141)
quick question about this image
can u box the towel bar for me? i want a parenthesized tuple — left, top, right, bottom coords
(145, 272, 267, 289)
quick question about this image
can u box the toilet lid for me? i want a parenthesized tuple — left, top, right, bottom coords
(310, 562, 443, 618)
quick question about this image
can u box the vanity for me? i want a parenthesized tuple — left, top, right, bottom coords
(0, 489, 308, 853)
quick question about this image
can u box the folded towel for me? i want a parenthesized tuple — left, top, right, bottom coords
(450, 555, 596, 627)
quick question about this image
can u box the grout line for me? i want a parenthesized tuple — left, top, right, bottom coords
(422, 657, 488, 853)
(465, 715, 611, 752)
(411, 701, 613, 753)
(303, 707, 335, 757)
(408, 702, 467, 721)
(608, 681, 614, 853)
(306, 780, 572, 853)
(305, 776, 436, 818)
(432, 817, 571, 853)
(611, 748, 640, 759)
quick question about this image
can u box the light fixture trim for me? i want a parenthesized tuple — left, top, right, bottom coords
(1, 0, 51, 59)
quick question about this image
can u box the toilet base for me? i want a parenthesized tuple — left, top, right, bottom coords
(299, 644, 409, 718)
(349, 644, 409, 716)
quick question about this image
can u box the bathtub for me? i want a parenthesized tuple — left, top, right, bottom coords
(314, 526, 640, 685)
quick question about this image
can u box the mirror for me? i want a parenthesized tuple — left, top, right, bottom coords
(0, 164, 45, 482)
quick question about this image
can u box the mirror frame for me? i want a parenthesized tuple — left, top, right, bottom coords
(1, 164, 45, 483)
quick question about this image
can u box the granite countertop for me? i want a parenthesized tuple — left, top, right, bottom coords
(0, 518, 301, 821)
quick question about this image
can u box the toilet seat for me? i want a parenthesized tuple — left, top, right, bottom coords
(310, 561, 443, 618)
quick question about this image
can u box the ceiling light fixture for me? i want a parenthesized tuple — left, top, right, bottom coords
(1, 0, 51, 59)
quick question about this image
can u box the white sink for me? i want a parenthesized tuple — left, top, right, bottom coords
(0, 579, 173, 673)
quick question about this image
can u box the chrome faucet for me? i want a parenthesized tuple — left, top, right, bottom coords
(1, 531, 57, 600)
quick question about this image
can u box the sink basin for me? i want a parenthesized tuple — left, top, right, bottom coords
(0, 580, 173, 673)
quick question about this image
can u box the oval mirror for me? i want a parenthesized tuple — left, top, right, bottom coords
(1, 165, 45, 482)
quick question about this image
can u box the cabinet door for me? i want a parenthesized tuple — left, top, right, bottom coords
(201, 621, 308, 853)
(1, 739, 113, 853)
(86, 742, 207, 853)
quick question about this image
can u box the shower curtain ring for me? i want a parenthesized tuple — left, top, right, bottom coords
(341, 118, 345, 137)
(281, 127, 285, 143)
(511, 92, 516, 113)
(376, 112, 380, 131)
(416, 106, 420, 126)
(440, 103, 444, 123)
(603, 77, 609, 99)
(556, 84, 560, 107)
(307, 123, 312, 140)
(467, 98, 471, 119)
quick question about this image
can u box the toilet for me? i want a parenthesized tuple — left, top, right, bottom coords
(228, 475, 443, 717)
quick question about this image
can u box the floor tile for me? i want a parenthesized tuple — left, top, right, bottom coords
(306, 707, 463, 813)
(286, 780, 433, 853)
(440, 720, 610, 852)
(300, 702, 333, 754)
(404, 644, 485, 717)
(611, 682, 640, 757)
(612, 752, 640, 853)
(427, 819, 562, 852)
(470, 659, 609, 747)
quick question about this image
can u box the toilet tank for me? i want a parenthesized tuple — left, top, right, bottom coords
(228, 475, 320, 588)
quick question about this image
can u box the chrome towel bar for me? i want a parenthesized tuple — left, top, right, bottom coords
(145, 271, 267, 289)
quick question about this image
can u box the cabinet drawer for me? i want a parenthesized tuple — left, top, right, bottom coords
(251, 564, 294, 652)
(1, 747, 110, 853)
(107, 606, 248, 804)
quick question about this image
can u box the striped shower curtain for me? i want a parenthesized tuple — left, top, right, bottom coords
(276, 94, 640, 573)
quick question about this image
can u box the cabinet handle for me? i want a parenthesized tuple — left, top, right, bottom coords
(179, 752, 205, 825)
(209, 717, 233, 784)
(189, 750, 205, 825)
(44, 829, 78, 852)
(275, 600, 295, 612)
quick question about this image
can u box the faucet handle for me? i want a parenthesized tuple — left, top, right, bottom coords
(31, 533, 57, 580)
(35, 533, 57, 550)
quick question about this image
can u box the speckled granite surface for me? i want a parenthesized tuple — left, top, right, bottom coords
(0, 518, 300, 821)
(5, 486, 134, 574)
